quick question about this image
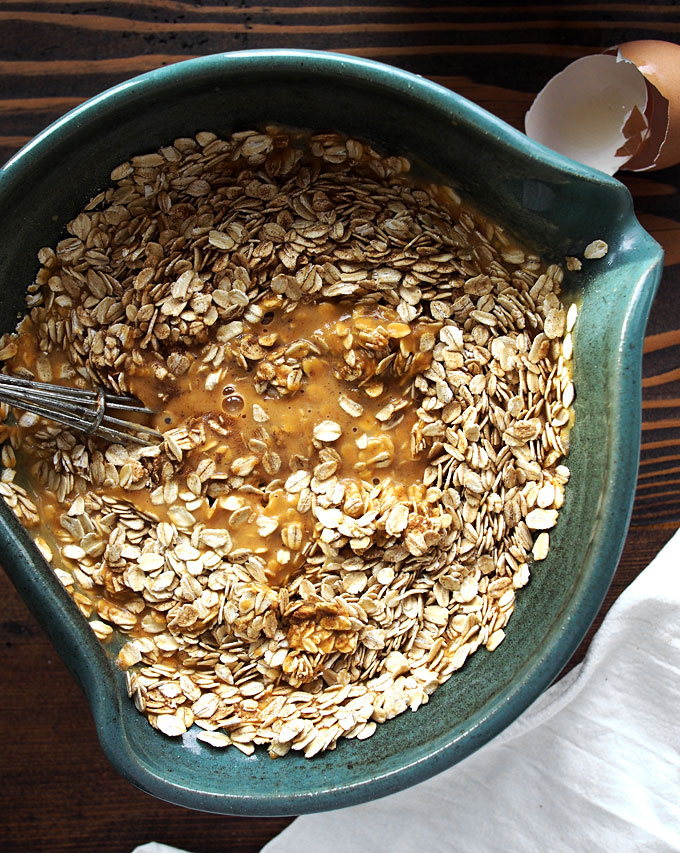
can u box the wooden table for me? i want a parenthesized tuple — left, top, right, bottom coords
(1, 3, 678, 851)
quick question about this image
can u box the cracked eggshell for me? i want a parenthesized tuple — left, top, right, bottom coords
(617, 40, 680, 171)
(525, 40, 680, 175)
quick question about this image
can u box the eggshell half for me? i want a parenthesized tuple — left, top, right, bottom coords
(525, 53, 649, 175)
(525, 40, 680, 174)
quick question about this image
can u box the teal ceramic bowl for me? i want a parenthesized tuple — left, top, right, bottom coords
(0, 50, 663, 816)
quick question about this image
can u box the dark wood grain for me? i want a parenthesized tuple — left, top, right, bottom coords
(1, 3, 678, 851)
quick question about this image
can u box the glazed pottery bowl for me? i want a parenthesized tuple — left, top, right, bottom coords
(0, 50, 663, 815)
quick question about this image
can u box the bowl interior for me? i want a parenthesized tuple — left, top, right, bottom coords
(0, 51, 663, 815)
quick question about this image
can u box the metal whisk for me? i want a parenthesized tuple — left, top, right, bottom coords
(0, 374, 164, 445)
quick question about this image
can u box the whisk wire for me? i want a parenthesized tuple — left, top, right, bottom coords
(0, 374, 163, 445)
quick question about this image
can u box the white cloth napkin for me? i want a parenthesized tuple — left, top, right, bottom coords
(264, 530, 680, 853)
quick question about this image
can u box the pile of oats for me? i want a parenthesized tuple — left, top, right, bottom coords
(0, 128, 576, 758)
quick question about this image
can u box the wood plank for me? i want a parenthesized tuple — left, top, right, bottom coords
(5, 1, 680, 15)
(0, 56, 199, 76)
(4, 10, 680, 33)
(639, 453, 680, 468)
(0, 96, 84, 114)
(644, 330, 680, 355)
(643, 367, 680, 388)
(0, 135, 31, 148)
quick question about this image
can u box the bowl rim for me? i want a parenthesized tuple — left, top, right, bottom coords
(0, 48, 664, 816)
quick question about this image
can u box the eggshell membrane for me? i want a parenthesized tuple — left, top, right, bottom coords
(618, 40, 680, 170)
